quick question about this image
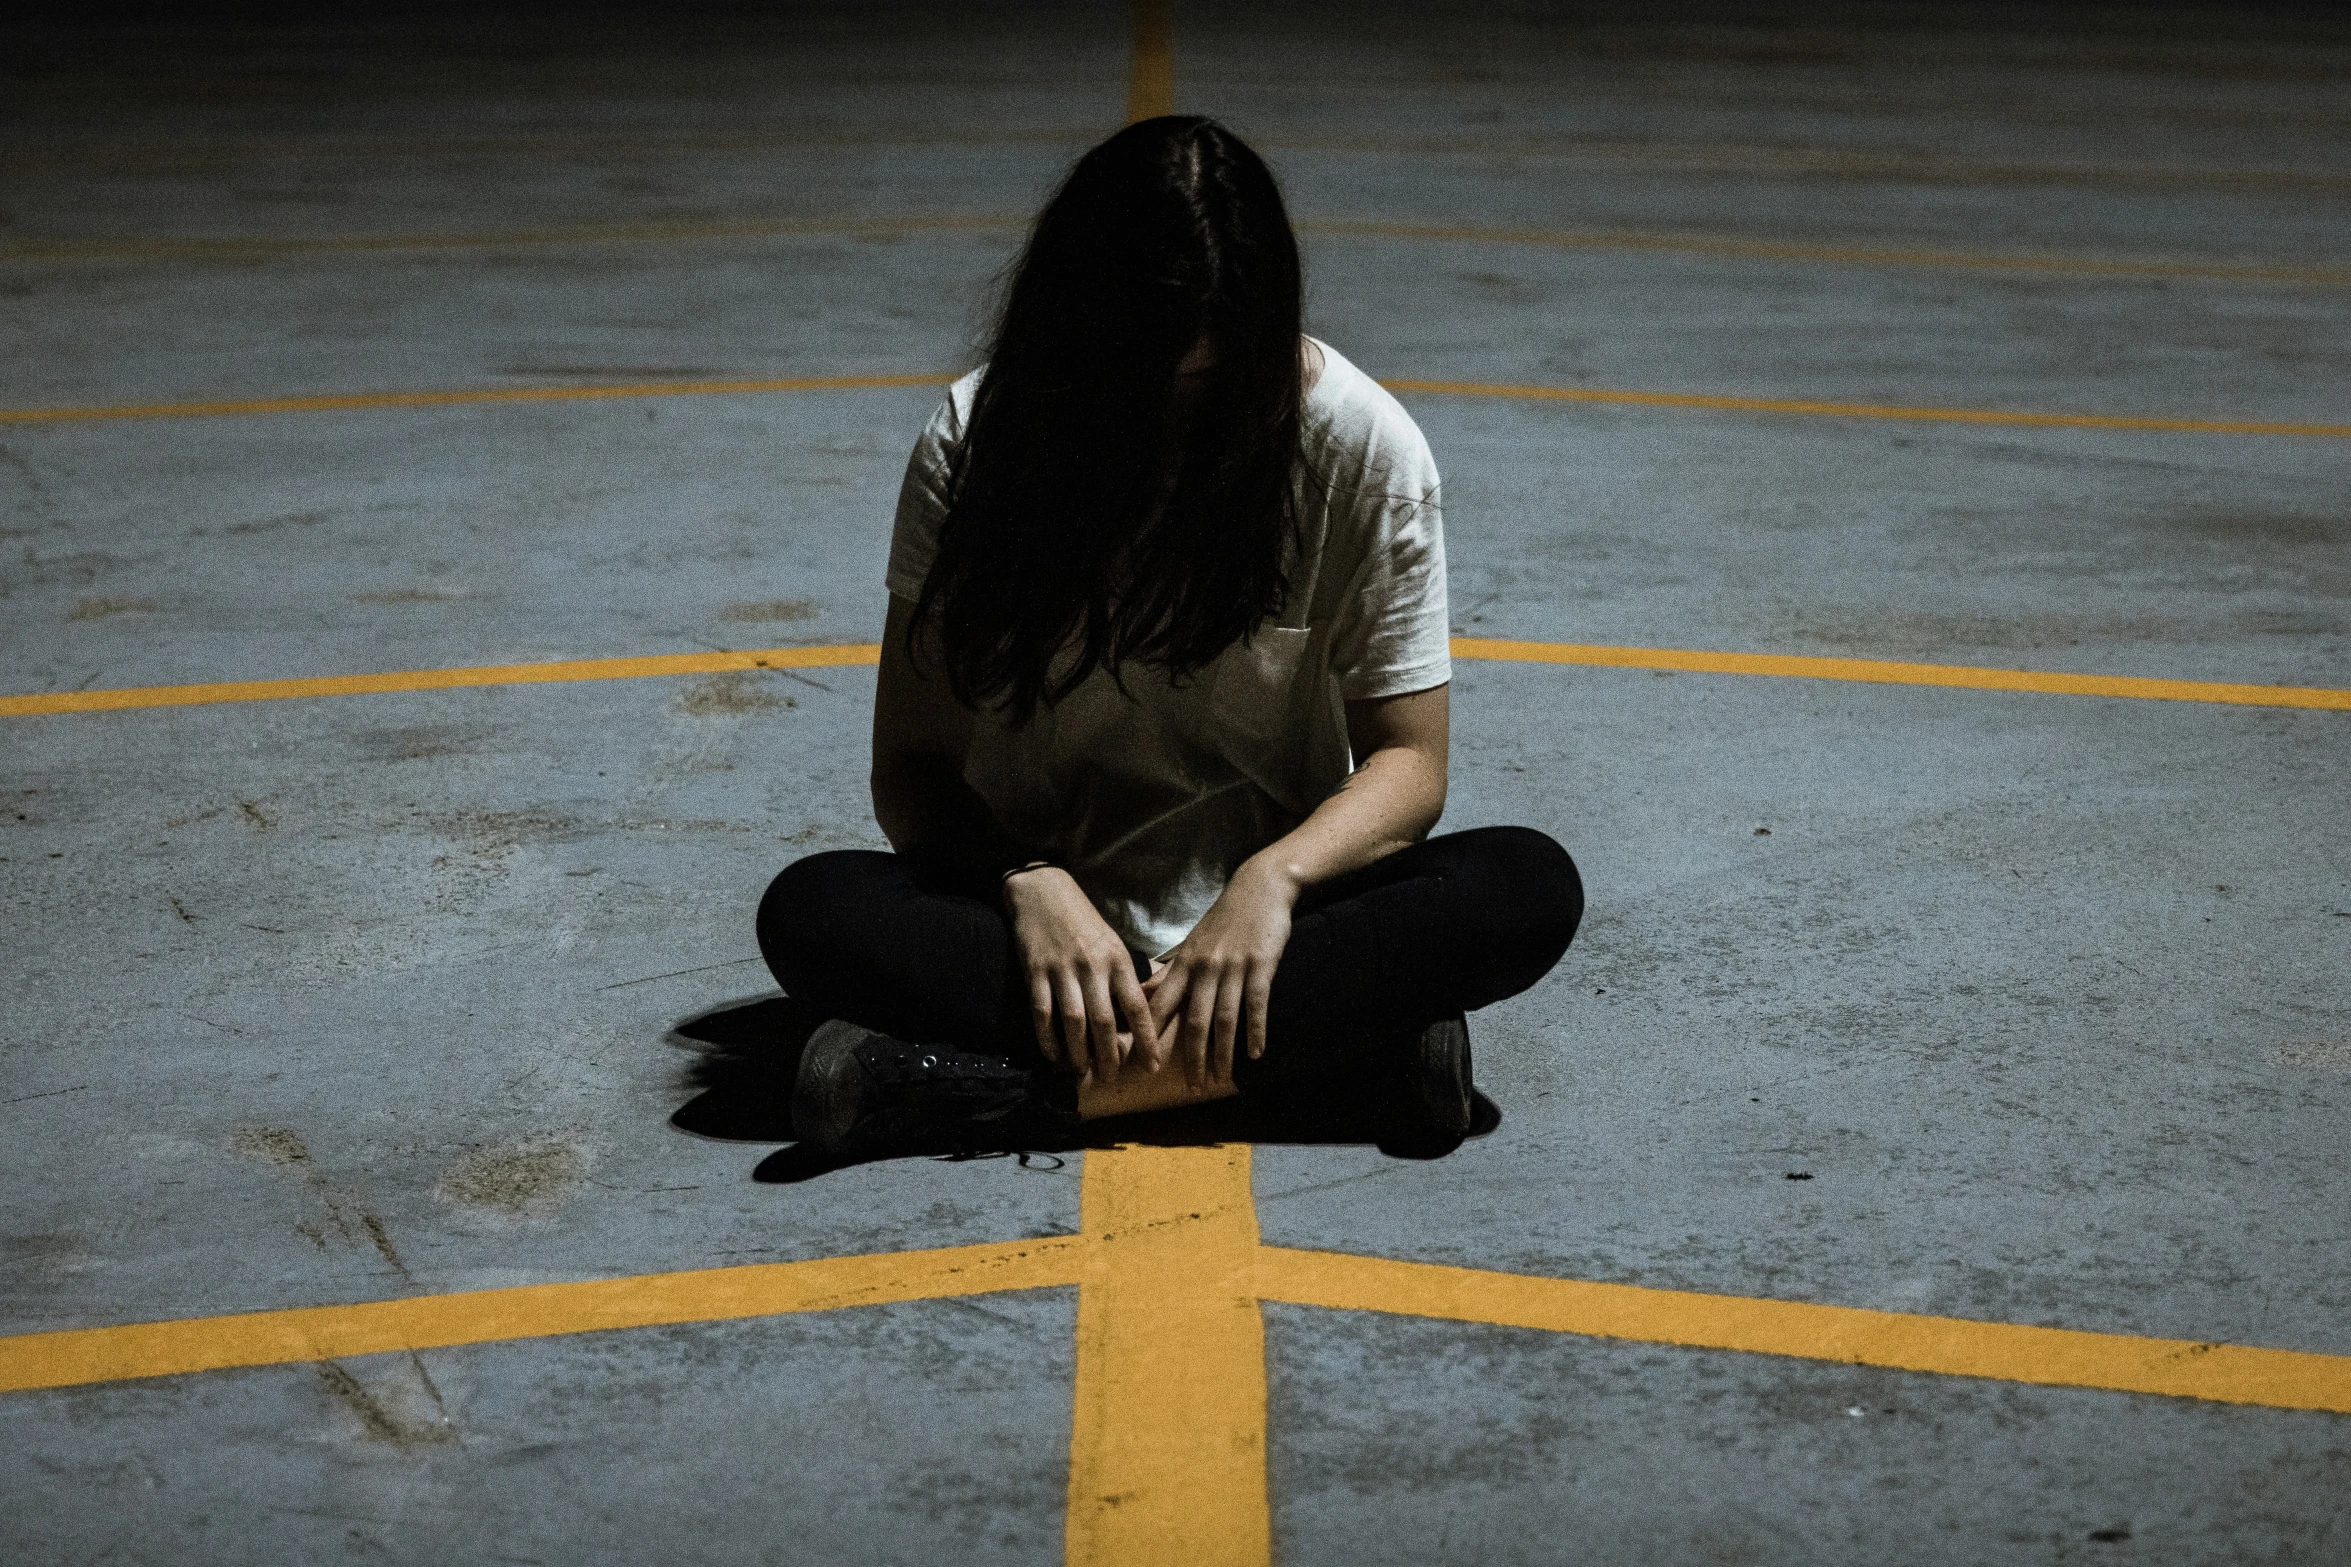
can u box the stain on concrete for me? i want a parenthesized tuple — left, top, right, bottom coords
(2271, 1040, 2351, 1071)
(419, 808, 583, 854)
(5, 547, 135, 591)
(436, 1138, 588, 1215)
(219, 510, 327, 537)
(1458, 269, 1539, 301)
(676, 671, 788, 715)
(350, 723, 492, 762)
(0, 444, 56, 519)
(229, 1126, 411, 1276)
(718, 597, 819, 623)
(316, 1359, 458, 1449)
(65, 595, 156, 621)
(361, 1213, 408, 1273)
(236, 799, 273, 831)
(3, 1232, 95, 1294)
(351, 587, 467, 604)
(236, 183, 353, 206)
(229, 1125, 311, 1167)
(409, 808, 588, 911)
(2162, 507, 2347, 548)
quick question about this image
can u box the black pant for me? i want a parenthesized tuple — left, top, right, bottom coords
(756, 826, 1582, 1090)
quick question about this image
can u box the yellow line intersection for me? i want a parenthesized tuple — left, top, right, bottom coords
(2, 1146, 2345, 1565)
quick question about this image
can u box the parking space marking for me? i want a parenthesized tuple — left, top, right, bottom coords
(1068, 1143, 1268, 1566)
(0, 216, 1029, 263)
(5, 1144, 2345, 1567)
(1449, 639, 2351, 712)
(0, 1236, 1086, 1395)
(5, 1146, 2343, 1412)
(0, 372, 954, 426)
(0, 644, 882, 719)
(21, 129, 2342, 195)
(1254, 1245, 2351, 1416)
(1386, 379, 2351, 439)
(1259, 134, 2351, 195)
(1127, 0, 1174, 123)
(16, 215, 2335, 285)
(4, 126, 1102, 174)
(9, 373, 2341, 438)
(1305, 219, 2351, 285)
(8, 639, 2344, 721)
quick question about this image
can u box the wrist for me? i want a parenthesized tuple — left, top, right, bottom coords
(1236, 853, 1304, 907)
(1001, 863, 1074, 906)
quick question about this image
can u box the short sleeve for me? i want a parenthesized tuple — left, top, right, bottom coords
(884, 373, 978, 602)
(1328, 427, 1451, 703)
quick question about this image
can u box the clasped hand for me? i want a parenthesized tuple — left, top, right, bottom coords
(1006, 860, 1297, 1087)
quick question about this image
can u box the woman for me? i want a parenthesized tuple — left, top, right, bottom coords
(758, 117, 1581, 1160)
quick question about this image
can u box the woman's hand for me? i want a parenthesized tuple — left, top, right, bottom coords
(1004, 867, 1152, 1083)
(1145, 858, 1299, 1087)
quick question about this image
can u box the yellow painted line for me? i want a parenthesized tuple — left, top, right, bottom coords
(12, 125, 1100, 173)
(9, 371, 2338, 440)
(1126, 0, 1175, 123)
(0, 1236, 1085, 1395)
(0, 215, 1027, 263)
(1259, 132, 2351, 195)
(1252, 1247, 2351, 1415)
(21, 125, 2341, 194)
(1067, 1144, 1270, 1567)
(0, 372, 953, 428)
(0, 645, 883, 719)
(1301, 218, 2351, 286)
(7, 638, 2346, 722)
(7, 1199, 2345, 1425)
(1449, 638, 2351, 712)
(1384, 378, 2351, 440)
(13, 212, 2326, 286)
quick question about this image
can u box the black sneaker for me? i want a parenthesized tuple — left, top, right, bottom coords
(790, 1020, 1075, 1157)
(1376, 1012, 1473, 1160)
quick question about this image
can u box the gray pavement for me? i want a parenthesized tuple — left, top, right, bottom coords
(4, 4, 2347, 1563)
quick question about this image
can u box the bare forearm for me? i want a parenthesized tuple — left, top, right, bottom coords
(1240, 742, 1445, 897)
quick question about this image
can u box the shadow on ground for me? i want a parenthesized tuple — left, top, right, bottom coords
(664, 992, 1499, 1183)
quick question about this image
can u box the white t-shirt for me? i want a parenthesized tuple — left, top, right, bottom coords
(886, 338, 1450, 955)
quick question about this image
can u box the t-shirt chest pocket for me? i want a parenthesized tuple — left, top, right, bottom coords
(1206, 624, 1312, 747)
(1200, 624, 1350, 814)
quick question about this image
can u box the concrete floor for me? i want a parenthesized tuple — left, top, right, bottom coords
(4, 3, 2348, 1562)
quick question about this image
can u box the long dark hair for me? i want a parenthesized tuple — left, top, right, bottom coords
(914, 115, 1306, 721)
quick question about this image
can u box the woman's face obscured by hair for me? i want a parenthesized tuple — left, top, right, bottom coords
(993, 118, 1300, 422)
(915, 118, 1308, 719)
(1165, 335, 1221, 441)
